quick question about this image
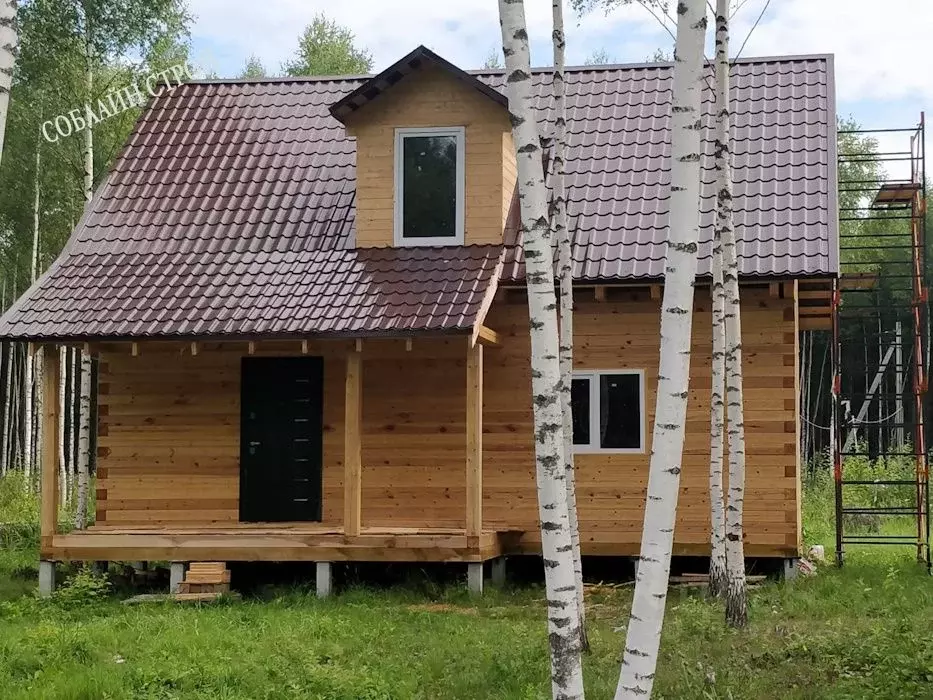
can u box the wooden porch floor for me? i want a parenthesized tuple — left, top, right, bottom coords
(44, 524, 518, 563)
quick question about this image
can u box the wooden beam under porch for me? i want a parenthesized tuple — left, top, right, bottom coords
(43, 525, 511, 563)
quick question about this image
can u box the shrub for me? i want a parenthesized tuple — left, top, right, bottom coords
(0, 473, 40, 526)
(52, 566, 111, 606)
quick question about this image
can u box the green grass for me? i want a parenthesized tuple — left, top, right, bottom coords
(0, 472, 930, 699)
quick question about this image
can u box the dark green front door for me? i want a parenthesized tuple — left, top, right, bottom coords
(239, 357, 324, 522)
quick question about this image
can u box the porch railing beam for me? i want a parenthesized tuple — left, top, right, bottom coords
(466, 342, 483, 538)
(344, 346, 362, 537)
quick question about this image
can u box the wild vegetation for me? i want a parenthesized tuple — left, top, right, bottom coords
(0, 470, 929, 700)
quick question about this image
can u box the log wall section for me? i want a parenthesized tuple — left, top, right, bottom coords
(95, 288, 801, 557)
(96, 339, 469, 530)
(344, 66, 514, 247)
(482, 287, 802, 557)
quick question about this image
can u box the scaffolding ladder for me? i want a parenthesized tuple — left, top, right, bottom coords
(833, 114, 930, 570)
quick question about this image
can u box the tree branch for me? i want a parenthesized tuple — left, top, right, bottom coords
(734, 0, 771, 60)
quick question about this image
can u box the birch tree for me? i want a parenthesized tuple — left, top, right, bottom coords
(0, 0, 17, 167)
(615, 1, 707, 697)
(715, 0, 748, 628)
(498, 1, 584, 696)
(708, 191, 727, 598)
(551, 0, 588, 654)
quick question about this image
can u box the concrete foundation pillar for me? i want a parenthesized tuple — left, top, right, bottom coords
(783, 558, 799, 581)
(169, 562, 186, 593)
(316, 562, 333, 598)
(38, 560, 56, 597)
(467, 562, 484, 595)
(490, 557, 506, 587)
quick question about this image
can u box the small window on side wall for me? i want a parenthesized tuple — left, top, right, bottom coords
(571, 370, 645, 453)
(394, 127, 465, 246)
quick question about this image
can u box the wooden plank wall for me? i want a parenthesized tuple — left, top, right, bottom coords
(95, 292, 801, 558)
(96, 339, 468, 529)
(344, 65, 513, 247)
(483, 287, 801, 557)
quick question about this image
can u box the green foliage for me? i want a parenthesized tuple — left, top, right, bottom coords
(0, 485, 929, 699)
(240, 55, 267, 80)
(282, 14, 373, 77)
(0, 0, 191, 299)
(51, 565, 111, 606)
(0, 472, 40, 525)
(584, 48, 614, 66)
(481, 48, 502, 70)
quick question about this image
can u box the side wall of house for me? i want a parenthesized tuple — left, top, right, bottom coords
(483, 286, 802, 558)
(344, 66, 514, 248)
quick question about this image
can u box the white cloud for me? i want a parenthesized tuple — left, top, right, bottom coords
(729, 0, 933, 104)
(187, 0, 659, 75)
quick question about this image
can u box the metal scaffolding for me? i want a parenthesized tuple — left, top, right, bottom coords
(833, 114, 930, 570)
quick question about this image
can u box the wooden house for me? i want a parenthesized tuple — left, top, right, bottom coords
(0, 47, 838, 595)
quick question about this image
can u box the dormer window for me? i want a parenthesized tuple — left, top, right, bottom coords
(394, 127, 465, 246)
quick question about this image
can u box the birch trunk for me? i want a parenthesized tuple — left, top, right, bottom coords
(0, 340, 8, 476)
(716, 0, 748, 629)
(499, 1, 584, 696)
(74, 33, 94, 528)
(552, 0, 588, 654)
(615, 1, 707, 696)
(32, 348, 42, 490)
(58, 347, 68, 501)
(22, 140, 41, 480)
(708, 197, 727, 599)
(0, 0, 18, 167)
(75, 351, 91, 528)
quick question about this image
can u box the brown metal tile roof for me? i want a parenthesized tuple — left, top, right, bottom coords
(0, 246, 501, 340)
(500, 55, 838, 281)
(0, 52, 836, 340)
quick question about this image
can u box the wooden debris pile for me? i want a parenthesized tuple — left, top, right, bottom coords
(176, 562, 230, 601)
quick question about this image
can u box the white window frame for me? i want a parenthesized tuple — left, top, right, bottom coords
(572, 369, 646, 454)
(394, 126, 466, 247)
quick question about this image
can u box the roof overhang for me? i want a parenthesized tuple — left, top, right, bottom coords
(329, 45, 508, 123)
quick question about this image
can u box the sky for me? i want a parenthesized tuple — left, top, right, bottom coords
(187, 0, 931, 178)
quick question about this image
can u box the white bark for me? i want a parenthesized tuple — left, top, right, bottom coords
(716, 0, 748, 629)
(552, 0, 587, 654)
(0, 0, 18, 167)
(84, 34, 94, 203)
(615, 1, 707, 697)
(74, 33, 94, 526)
(708, 191, 727, 599)
(0, 341, 9, 476)
(499, 1, 584, 697)
(32, 348, 43, 490)
(22, 143, 40, 478)
(75, 349, 91, 528)
(58, 348, 68, 500)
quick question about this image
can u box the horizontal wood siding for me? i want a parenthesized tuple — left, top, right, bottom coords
(95, 291, 801, 557)
(96, 339, 467, 530)
(345, 66, 511, 247)
(483, 288, 801, 557)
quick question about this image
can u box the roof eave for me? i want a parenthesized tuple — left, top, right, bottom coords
(329, 45, 508, 124)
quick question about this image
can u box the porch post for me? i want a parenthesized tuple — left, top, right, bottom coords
(39, 345, 60, 595)
(344, 345, 362, 537)
(40, 346, 60, 542)
(466, 342, 483, 538)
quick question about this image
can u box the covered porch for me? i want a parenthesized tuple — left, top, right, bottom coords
(37, 329, 516, 595)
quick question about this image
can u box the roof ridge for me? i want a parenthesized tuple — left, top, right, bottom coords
(184, 53, 833, 87)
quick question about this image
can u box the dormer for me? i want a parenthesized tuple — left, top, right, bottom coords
(331, 47, 515, 248)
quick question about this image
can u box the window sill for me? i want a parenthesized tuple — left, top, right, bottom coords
(394, 238, 464, 247)
(573, 447, 646, 455)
